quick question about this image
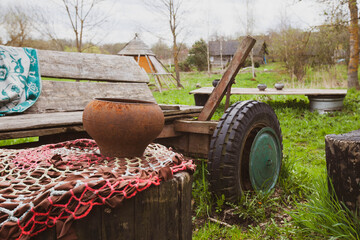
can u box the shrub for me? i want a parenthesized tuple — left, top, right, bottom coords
(186, 39, 208, 71)
(179, 60, 192, 72)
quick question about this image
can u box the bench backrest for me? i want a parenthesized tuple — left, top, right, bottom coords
(26, 50, 155, 113)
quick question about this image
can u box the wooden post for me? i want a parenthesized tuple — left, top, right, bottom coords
(33, 172, 193, 240)
(325, 130, 360, 213)
(197, 36, 256, 121)
(224, 84, 232, 111)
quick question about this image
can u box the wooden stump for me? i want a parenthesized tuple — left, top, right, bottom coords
(325, 130, 360, 213)
(33, 172, 193, 240)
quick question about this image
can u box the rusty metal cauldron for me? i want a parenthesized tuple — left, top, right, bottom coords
(82, 98, 164, 157)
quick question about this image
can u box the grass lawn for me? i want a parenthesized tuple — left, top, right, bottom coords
(153, 62, 360, 239)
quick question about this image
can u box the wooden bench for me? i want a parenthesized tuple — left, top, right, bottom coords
(190, 87, 347, 113)
(0, 49, 195, 239)
(0, 50, 201, 146)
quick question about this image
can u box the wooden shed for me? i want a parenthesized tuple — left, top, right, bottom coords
(118, 34, 176, 91)
(252, 40, 268, 64)
(209, 40, 239, 68)
(209, 38, 268, 68)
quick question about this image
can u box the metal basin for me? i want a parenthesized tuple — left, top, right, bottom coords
(308, 95, 345, 114)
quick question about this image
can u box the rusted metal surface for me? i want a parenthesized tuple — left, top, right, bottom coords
(83, 98, 164, 157)
(197, 36, 256, 121)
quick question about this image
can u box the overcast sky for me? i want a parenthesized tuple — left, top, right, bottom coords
(2, 0, 327, 47)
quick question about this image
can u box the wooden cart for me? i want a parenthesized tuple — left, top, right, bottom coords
(157, 37, 282, 201)
(0, 36, 282, 202)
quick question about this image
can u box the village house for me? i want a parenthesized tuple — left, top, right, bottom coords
(209, 38, 269, 69)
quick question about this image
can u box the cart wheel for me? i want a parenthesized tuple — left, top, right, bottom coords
(208, 100, 283, 202)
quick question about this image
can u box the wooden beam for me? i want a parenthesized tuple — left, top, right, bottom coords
(165, 113, 199, 121)
(163, 108, 202, 116)
(197, 36, 256, 121)
(157, 124, 182, 138)
(174, 120, 217, 135)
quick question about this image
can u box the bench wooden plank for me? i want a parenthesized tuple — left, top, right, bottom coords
(0, 112, 83, 132)
(190, 87, 347, 96)
(0, 107, 203, 140)
(27, 81, 155, 113)
(0, 109, 202, 133)
(0, 126, 84, 140)
(38, 50, 149, 83)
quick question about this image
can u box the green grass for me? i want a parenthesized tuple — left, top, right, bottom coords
(193, 221, 247, 239)
(291, 177, 360, 239)
(0, 137, 38, 147)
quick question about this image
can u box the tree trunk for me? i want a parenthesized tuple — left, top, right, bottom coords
(325, 130, 360, 214)
(347, 0, 360, 90)
(172, 36, 183, 88)
(250, 48, 256, 79)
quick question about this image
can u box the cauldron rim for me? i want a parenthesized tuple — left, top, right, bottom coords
(94, 98, 155, 105)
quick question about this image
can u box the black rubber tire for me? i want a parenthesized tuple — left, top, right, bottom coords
(208, 100, 283, 202)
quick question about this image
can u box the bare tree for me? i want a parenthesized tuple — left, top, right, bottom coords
(146, 0, 185, 88)
(307, 24, 349, 66)
(245, 0, 256, 79)
(234, 0, 256, 78)
(347, 0, 360, 89)
(151, 39, 172, 60)
(302, 0, 360, 89)
(270, 26, 311, 81)
(1, 5, 33, 47)
(33, 0, 110, 52)
(60, 0, 108, 52)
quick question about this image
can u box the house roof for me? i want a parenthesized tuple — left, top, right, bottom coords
(209, 40, 239, 56)
(117, 34, 155, 56)
(209, 39, 267, 56)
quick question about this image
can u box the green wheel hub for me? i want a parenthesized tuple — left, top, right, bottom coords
(249, 127, 282, 192)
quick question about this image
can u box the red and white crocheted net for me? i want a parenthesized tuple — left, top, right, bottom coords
(0, 139, 195, 240)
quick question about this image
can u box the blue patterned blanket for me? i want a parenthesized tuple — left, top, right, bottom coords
(0, 46, 41, 116)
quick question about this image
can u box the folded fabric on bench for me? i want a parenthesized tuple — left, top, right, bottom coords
(0, 46, 41, 116)
(0, 139, 195, 239)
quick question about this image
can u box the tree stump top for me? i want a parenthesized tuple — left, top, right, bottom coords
(326, 129, 360, 142)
